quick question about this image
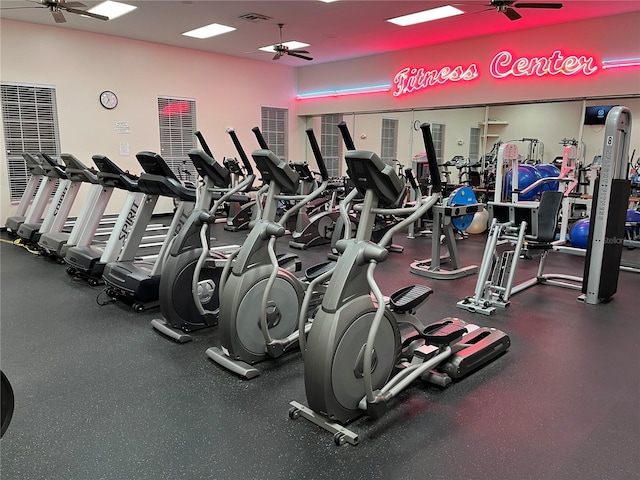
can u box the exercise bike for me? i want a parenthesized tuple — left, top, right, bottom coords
(289, 123, 510, 446)
(205, 127, 335, 379)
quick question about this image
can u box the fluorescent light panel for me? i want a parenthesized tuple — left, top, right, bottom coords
(88, 1, 137, 20)
(259, 41, 310, 53)
(183, 23, 236, 39)
(387, 5, 464, 26)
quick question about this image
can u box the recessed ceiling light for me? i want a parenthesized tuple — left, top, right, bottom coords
(319, 0, 339, 3)
(387, 5, 464, 26)
(259, 41, 310, 53)
(182, 23, 237, 39)
(88, 1, 137, 20)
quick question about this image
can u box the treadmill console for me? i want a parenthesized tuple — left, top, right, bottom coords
(22, 153, 47, 176)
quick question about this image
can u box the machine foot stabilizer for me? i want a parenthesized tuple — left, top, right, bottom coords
(150, 318, 193, 343)
(206, 346, 260, 379)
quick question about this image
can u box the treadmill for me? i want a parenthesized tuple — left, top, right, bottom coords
(38, 154, 111, 259)
(64, 155, 158, 285)
(14, 153, 67, 241)
(5, 153, 47, 234)
(16, 153, 68, 243)
(101, 151, 196, 311)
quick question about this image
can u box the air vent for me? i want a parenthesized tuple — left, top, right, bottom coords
(238, 12, 273, 22)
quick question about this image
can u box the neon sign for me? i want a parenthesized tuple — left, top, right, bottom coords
(392, 64, 479, 97)
(296, 84, 391, 100)
(161, 101, 191, 116)
(490, 50, 598, 79)
(297, 51, 635, 100)
(602, 57, 640, 69)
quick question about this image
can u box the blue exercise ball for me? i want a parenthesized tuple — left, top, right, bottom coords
(626, 209, 640, 223)
(626, 209, 640, 239)
(569, 218, 590, 248)
(505, 165, 542, 200)
(534, 164, 561, 192)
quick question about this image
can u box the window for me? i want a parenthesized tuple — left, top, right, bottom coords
(1, 83, 61, 202)
(431, 123, 446, 165)
(469, 127, 480, 162)
(261, 106, 288, 160)
(380, 118, 398, 166)
(158, 97, 197, 184)
(321, 114, 342, 177)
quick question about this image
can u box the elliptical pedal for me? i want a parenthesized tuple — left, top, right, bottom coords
(389, 285, 433, 312)
(422, 318, 467, 346)
(304, 261, 335, 281)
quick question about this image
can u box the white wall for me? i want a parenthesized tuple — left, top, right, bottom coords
(0, 19, 298, 223)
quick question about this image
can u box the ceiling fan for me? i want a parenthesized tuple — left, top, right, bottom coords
(271, 23, 313, 62)
(1, 0, 108, 23)
(487, 0, 563, 21)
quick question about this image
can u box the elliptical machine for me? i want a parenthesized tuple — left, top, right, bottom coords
(205, 127, 335, 379)
(150, 129, 257, 342)
(222, 156, 256, 232)
(288, 162, 340, 250)
(288, 123, 510, 446)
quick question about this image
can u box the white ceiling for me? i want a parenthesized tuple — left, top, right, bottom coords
(1, 1, 639, 67)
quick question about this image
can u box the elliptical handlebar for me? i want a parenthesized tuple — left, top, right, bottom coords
(419, 123, 442, 195)
(251, 126, 270, 150)
(305, 128, 329, 182)
(405, 168, 418, 190)
(337, 121, 356, 151)
(194, 131, 213, 158)
(405, 167, 422, 201)
(226, 128, 254, 176)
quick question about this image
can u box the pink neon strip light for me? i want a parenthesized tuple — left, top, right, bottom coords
(297, 84, 391, 100)
(602, 57, 640, 69)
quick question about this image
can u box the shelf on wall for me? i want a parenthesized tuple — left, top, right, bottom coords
(480, 120, 509, 126)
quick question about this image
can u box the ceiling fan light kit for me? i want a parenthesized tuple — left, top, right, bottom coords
(268, 23, 314, 62)
(1, 0, 138, 24)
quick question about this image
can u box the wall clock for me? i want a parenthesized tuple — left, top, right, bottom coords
(99, 90, 118, 110)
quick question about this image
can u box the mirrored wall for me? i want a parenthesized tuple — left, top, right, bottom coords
(302, 96, 640, 181)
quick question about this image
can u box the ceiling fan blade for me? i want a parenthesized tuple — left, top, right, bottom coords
(273, 53, 281, 60)
(0, 6, 44, 9)
(503, 7, 522, 20)
(52, 10, 66, 22)
(291, 49, 309, 54)
(288, 52, 313, 61)
(64, 6, 109, 20)
(514, 2, 562, 8)
(62, 1, 88, 7)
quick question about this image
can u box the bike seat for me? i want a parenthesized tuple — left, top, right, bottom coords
(389, 285, 433, 313)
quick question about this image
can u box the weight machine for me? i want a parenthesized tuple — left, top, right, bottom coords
(457, 106, 632, 314)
